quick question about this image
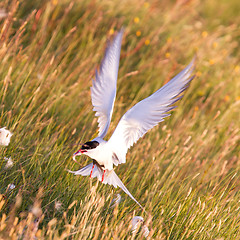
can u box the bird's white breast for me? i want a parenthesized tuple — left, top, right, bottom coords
(85, 139, 114, 170)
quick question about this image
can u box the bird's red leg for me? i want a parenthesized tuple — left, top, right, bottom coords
(102, 170, 106, 182)
(90, 164, 95, 178)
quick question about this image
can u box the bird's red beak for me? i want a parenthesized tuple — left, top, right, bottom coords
(73, 149, 87, 162)
(75, 149, 87, 155)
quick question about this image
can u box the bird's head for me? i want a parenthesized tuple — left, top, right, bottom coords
(73, 141, 99, 161)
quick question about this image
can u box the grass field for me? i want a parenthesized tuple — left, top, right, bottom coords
(0, 0, 240, 239)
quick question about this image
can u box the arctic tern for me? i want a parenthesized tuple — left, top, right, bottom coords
(69, 29, 195, 209)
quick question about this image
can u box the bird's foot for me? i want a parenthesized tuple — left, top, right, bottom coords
(101, 170, 106, 182)
(90, 164, 95, 178)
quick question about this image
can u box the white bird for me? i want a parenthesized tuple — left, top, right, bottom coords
(68, 29, 195, 209)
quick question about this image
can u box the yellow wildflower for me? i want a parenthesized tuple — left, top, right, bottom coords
(165, 52, 171, 58)
(213, 42, 218, 49)
(234, 65, 239, 73)
(224, 95, 230, 102)
(144, 2, 150, 8)
(136, 31, 141, 37)
(209, 59, 215, 65)
(134, 17, 140, 23)
(202, 31, 208, 38)
(145, 39, 150, 45)
(109, 28, 114, 35)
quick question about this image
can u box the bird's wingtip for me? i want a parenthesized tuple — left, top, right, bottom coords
(66, 169, 76, 174)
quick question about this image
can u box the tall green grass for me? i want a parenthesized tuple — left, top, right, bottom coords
(0, 0, 239, 239)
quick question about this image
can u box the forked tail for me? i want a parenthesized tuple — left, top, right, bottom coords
(68, 163, 144, 210)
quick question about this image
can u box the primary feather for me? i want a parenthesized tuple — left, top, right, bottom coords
(108, 58, 195, 164)
(91, 29, 124, 139)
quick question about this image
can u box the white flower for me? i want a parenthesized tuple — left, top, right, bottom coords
(110, 194, 121, 208)
(132, 216, 150, 238)
(8, 183, 15, 190)
(4, 157, 13, 169)
(31, 205, 42, 217)
(55, 200, 62, 211)
(0, 127, 13, 146)
(142, 225, 150, 238)
(132, 216, 144, 233)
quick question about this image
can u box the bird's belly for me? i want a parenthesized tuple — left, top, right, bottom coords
(87, 149, 113, 170)
(95, 155, 113, 170)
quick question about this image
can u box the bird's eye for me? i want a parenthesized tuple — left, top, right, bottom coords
(82, 144, 90, 150)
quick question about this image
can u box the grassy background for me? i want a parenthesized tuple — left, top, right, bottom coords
(0, 0, 239, 239)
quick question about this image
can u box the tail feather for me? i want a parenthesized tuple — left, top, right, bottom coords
(108, 170, 144, 209)
(68, 163, 144, 209)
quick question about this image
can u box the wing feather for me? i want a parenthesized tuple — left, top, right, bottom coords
(108, 59, 195, 164)
(91, 30, 124, 138)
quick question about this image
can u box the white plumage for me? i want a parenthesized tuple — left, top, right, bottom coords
(69, 29, 195, 209)
(91, 30, 123, 139)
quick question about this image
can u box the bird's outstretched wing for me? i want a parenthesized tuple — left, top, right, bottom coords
(68, 164, 144, 209)
(108, 59, 195, 164)
(91, 30, 124, 139)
